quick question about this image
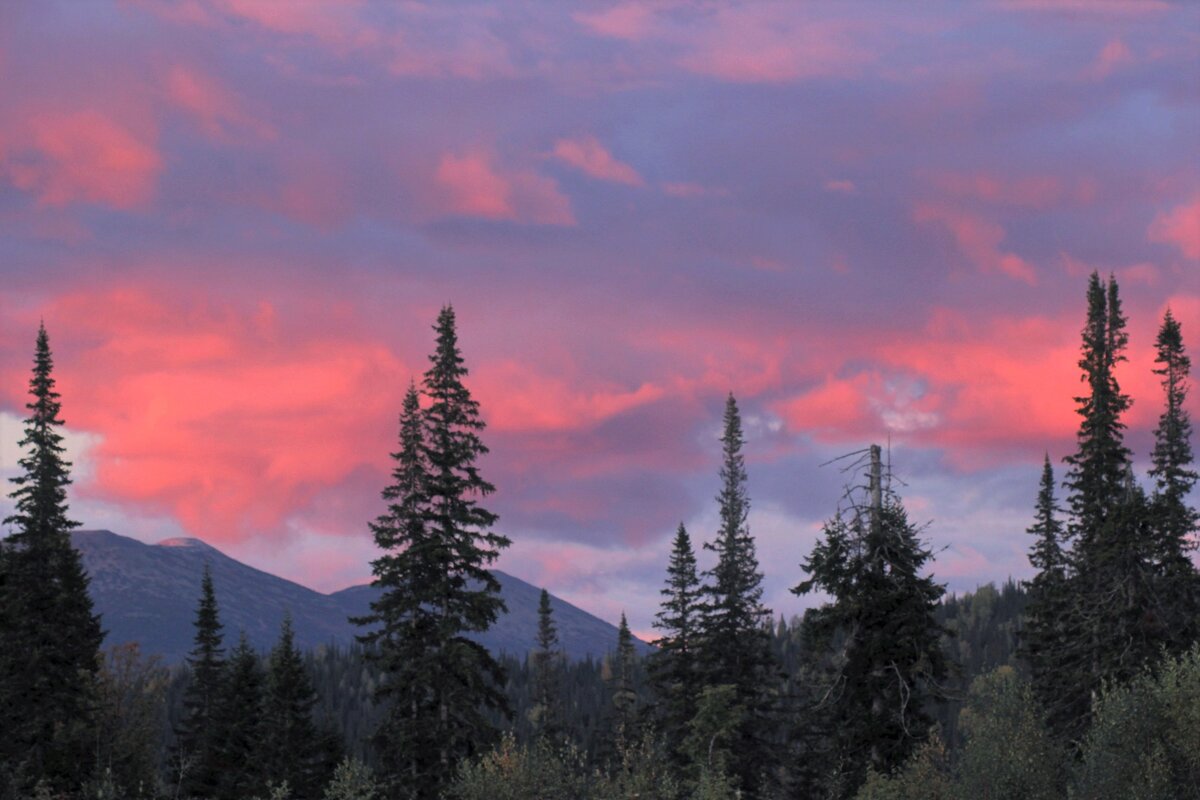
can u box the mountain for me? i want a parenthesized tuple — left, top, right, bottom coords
(72, 530, 650, 663)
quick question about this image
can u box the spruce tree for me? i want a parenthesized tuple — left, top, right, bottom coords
(0, 323, 103, 796)
(175, 564, 226, 798)
(263, 614, 330, 799)
(1054, 273, 1163, 743)
(356, 307, 510, 800)
(355, 381, 432, 790)
(610, 612, 639, 738)
(529, 588, 565, 741)
(698, 393, 777, 796)
(1018, 457, 1070, 722)
(214, 632, 268, 799)
(794, 458, 950, 799)
(1148, 308, 1200, 651)
(648, 522, 702, 767)
(1063, 272, 1132, 549)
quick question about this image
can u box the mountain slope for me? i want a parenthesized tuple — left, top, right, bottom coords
(72, 530, 648, 662)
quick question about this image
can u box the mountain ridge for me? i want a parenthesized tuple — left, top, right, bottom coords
(71, 529, 649, 663)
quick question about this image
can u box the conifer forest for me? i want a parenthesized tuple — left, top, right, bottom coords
(2, 272, 1199, 799)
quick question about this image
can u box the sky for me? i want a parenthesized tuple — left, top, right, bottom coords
(0, 0, 1197, 639)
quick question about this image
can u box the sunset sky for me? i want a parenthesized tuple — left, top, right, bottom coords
(1, 0, 1197, 637)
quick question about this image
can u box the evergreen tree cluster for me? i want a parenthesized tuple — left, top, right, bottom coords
(173, 569, 342, 800)
(1021, 272, 1200, 745)
(644, 394, 779, 797)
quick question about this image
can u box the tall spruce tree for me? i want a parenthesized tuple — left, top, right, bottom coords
(1018, 456, 1070, 718)
(175, 564, 226, 799)
(794, 451, 950, 799)
(356, 307, 510, 800)
(0, 323, 103, 796)
(1064, 273, 1132, 548)
(1148, 308, 1200, 651)
(529, 588, 565, 741)
(214, 632, 268, 799)
(355, 382, 434, 790)
(649, 523, 702, 766)
(263, 615, 330, 799)
(1053, 273, 1163, 743)
(698, 393, 777, 796)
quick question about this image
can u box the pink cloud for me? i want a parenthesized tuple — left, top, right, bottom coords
(771, 310, 1099, 461)
(574, 4, 656, 41)
(776, 374, 873, 440)
(15, 286, 410, 545)
(1091, 39, 1133, 78)
(474, 360, 664, 432)
(134, 0, 516, 81)
(677, 8, 875, 83)
(212, 0, 380, 50)
(913, 204, 1037, 284)
(166, 66, 275, 142)
(930, 172, 1068, 209)
(577, 4, 880, 84)
(824, 179, 856, 194)
(1149, 196, 1200, 259)
(434, 150, 575, 226)
(551, 136, 644, 186)
(2, 111, 161, 209)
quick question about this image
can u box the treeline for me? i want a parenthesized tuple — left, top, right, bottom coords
(2, 274, 1199, 799)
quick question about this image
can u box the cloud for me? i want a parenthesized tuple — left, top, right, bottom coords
(577, 3, 880, 84)
(475, 360, 664, 432)
(574, 4, 656, 41)
(12, 287, 410, 546)
(1149, 196, 1200, 259)
(929, 172, 1084, 209)
(677, 7, 876, 83)
(1090, 39, 1133, 79)
(434, 150, 575, 226)
(135, 0, 517, 80)
(210, 0, 381, 50)
(2, 111, 161, 209)
(823, 179, 856, 194)
(913, 204, 1037, 284)
(776, 374, 874, 440)
(551, 136, 644, 186)
(767, 307, 1116, 465)
(165, 66, 275, 142)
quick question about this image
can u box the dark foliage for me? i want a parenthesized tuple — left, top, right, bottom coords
(174, 565, 226, 798)
(0, 324, 103, 797)
(648, 523, 702, 766)
(262, 616, 339, 798)
(794, 487, 951, 798)
(354, 307, 510, 799)
(529, 589, 566, 741)
(698, 394, 779, 796)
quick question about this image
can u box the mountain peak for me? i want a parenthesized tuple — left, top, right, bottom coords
(157, 536, 213, 549)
